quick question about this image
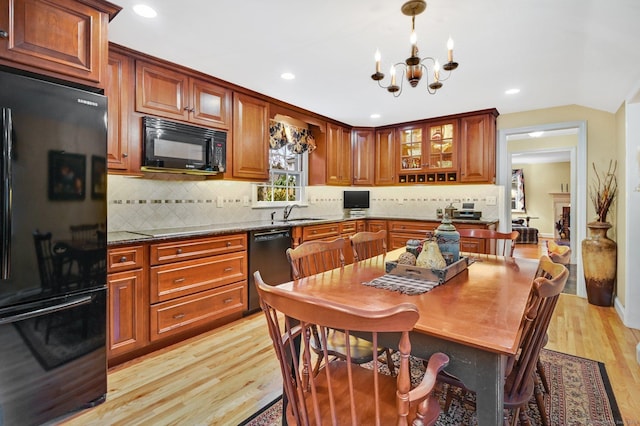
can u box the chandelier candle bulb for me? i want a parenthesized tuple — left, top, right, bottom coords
(447, 37, 454, 62)
(375, 50, 381, 73)
(390, 66, 397, 85)
(434, 61, 440, 82)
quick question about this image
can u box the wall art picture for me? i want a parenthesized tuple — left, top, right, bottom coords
(48, 151, 86, 200)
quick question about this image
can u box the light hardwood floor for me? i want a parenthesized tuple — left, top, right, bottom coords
(62, 241, 640, 425)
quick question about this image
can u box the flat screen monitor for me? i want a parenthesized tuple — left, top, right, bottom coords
(343, 190, 370, 209)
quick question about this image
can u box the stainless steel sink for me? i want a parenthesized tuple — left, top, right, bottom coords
(278, 217, 325, 223)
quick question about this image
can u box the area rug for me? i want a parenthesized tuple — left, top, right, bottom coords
(238, 349, 621, 425)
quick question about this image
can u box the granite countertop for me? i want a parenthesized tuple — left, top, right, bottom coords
(107, 216, 499, 245)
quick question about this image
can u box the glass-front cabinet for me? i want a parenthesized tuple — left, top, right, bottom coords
(397, 120, 459, 184)
(397, 124, 430, 183)
(427, 121, 456, 171)
(398, 126, 424, 172)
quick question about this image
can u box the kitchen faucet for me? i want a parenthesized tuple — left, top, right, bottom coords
(283, 204, 299, 221)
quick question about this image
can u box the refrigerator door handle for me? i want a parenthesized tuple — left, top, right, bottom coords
(1, 108, 12, 280)
(0, 295, 93, 325)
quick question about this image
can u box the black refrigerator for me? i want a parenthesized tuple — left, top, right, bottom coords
(0, 70, 108, 425)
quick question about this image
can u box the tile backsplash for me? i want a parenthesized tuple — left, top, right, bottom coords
(108, 175, 503, 232)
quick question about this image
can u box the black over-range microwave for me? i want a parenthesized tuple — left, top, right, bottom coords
(141, 116, 226, 175)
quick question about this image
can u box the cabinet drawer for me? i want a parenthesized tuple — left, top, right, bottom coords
(150, 234, 247, 265)
(150, 282, 246, 341)
(387, 221, 437, 234)
(340, 221, 357, 234)
(108, 245, 145, 273)
(150, 252, 247, 303)
(302, 223, 340, 241)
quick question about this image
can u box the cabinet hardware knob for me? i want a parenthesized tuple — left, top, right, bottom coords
(122, 153, 128, 158)
(0, 30, 7, 39)
(176, 248, 183, 254)
(173, 313, 185, 319)
(174, 277, 185, 283)
(119, 256, 127, 263)
(226, 241, 232, 247)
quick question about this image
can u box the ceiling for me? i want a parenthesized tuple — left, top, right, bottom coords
(108, 0, 640, 127)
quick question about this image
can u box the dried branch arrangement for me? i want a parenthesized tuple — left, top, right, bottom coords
(590, 160, 617, 223)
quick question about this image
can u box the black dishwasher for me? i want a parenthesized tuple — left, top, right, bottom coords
(246, 227, 292, 314)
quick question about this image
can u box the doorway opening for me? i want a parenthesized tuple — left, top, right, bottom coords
(497, 121, 587, 297)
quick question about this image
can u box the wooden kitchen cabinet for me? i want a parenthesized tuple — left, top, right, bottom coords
(352, 128, 374, 185)
(106, 49, 137, 172)
(375, 128, 396, 185)
(107, 245, 148, 361)
(326, 123, 352, 185)
(232, 92, 269, 179)
(301, 222, 340, 242)
(387, 220, 437, 249)
(459, 110, 498, 183)
(135, 60, 232, 129)
(425, 120, 458, 173)
(148, 234, 247, 342)
(367, 219, 387, 233)
(387, 219, 497, 253)
(0, 0, 120, 87)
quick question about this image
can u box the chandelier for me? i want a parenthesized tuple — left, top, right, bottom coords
(371, 0, 459, 97)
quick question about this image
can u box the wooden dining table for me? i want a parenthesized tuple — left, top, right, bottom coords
(273, 248, 539, 425)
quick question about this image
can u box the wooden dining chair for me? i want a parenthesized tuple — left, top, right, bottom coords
(286, 238, 346, 280)
(439, 255, 569, 425)
(546, 240, 571, 266)
(255, 270, 450, 426)
(286, 237, 395, 376)
(457, 228, 520, 257)
(350, 230, 387, 262)
(70, 223, 100, 242)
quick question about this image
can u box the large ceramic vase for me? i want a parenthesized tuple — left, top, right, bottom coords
(581, 221, 617, 306)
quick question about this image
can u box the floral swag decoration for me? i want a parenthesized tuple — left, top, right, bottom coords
(269, 120, 317, 154)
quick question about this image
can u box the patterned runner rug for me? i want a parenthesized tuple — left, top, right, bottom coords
(238, 349, 621, 425)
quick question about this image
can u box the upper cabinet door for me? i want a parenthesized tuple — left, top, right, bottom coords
(232, 93, 269, 180)
(352, 128, 374, 186)
(0, 0, 120, 87)
(326, 123, 352, 185)
(135, 60, 189, 121)
(425, 120, 458, 171)
(134, 60, 232, 129)
(106, 50, 133, 171)
(397, 124, 425, 172)
(189, 78, 231, 129)
(459, 112, 497, 183)
(375, 128, 395, 185)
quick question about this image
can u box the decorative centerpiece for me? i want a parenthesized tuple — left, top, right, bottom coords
(435, 215, 460, 263)
(582, 160, 617, 306)
(416, 238, 446, 269)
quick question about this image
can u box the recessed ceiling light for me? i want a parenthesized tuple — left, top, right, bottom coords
(280, 72, 295, 80)
(133, 4, 157, 18)
(370, 113, 381, 119)
(505, 88, 520, 95)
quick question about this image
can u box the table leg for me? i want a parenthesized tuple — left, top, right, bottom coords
(472, 351, 506, 426)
